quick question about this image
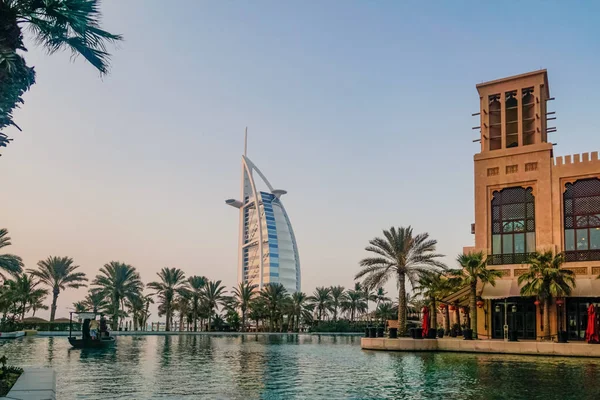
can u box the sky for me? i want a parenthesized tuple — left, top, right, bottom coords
(2, 1, 600, 320)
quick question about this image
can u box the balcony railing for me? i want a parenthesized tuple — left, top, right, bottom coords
(488, 253, 536, 266)
(564, 250, 600, 262)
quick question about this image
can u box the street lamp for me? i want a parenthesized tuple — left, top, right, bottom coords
(495, 299, 518, 342)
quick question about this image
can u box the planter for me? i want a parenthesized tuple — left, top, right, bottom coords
(450, 330, 457, 338)
(409, 328, 416, 339)
(376, 326, 384, 338)
(365, 327, 370, 338)
(463, 328, 473, 340)
(427, 328, 437, 339)
(508, 330, 518, 342)
(557, 330, 568, 343)
(389, 328, 398, 339)
(414, 328, 423, 339)
(368, 327, 377, 338)
(437, 329, 445, 339)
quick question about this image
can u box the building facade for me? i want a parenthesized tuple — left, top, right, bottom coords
(226, 155, 301, 294)
(463, 70, 600, 340)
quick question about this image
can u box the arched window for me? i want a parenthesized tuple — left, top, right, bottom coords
(564, 178, 600, 262)
(490, 187, 536, 265)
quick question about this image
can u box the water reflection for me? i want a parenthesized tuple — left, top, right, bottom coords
(4, 335, 600, 399)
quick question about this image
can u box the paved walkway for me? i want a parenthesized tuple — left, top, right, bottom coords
(0, 367, 55, 400)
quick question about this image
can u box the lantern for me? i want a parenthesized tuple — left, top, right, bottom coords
(439, 303, 447, 310)
(476, 300, 484, 308)
(556, 298, 564, 306)
(534, 300, 540, 306)
(449, 305, 456, 311)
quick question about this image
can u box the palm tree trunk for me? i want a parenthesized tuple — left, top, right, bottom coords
(544, 298, 551, 340)
(112, 296, 119, 330)
(398, 272, 407, 335)
(179, 312, 184, 332)
(165, 302, 171, 331)
(444, 306, 450, 333)
(431, 297, 437, 331)
(470, 283, 477, 338)
(50, 288, 59, 322)
(241, 310, 246, 332)
(207, 311, 212, 332)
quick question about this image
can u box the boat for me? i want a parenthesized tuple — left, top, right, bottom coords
(68, 311, 116, 349)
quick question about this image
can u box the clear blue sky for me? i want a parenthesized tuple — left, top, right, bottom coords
(3, 1, 600, 319)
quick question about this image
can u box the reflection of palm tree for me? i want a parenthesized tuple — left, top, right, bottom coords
(356, 226, 446, 335)
(92, 261, 143, 330)
(28, 256, 87, 321)
(148, 267, 187, 331)
(0, 229, 23, 280)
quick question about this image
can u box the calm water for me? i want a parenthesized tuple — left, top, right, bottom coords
(2, 334, 600, 399)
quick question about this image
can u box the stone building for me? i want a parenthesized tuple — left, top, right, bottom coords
(462, 70, 600, 340)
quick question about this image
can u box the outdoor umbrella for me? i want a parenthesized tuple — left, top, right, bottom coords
(422, 306, 430, 338)
(585, 304, 599, 343)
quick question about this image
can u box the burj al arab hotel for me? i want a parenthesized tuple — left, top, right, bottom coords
(225, 134, 301, 293)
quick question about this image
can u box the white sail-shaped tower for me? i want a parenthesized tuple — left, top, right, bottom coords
(226, 149, 301, 293)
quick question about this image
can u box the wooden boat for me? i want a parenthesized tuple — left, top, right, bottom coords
(68, 336, 115, 349)
(68, 311, 116, 349)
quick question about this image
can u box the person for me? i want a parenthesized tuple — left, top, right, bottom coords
(90, 319, 99, 340)
(99, 316, 108, 337)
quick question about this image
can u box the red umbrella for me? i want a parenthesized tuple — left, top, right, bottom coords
(585, 304, 599, 343)
(422, 306, 430, 338)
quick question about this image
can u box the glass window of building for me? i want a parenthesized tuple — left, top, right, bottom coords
(490, 187, 536, 265)
(564, 178, 600, 261)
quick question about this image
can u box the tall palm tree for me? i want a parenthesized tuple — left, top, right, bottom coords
(356, 226, 446, 335)
(30, 290, 49, 317)
(72, 301, 86, 313)
(329, 286, 346, 322)
(260, 283, 288, 331)
(375, 287, 391, 312)
(341, 289, 367, 322)
(519, 251, 575, 339)
(147, 267, 187, 332)
(233, 281, 257, 332)
(0, 0, 122, 154)
(308, 287, 332, 322)
(455, 251, 503, 338)
(187, 276, 207, 332)
(203, 280, 227, 332)
(248, 297, 268, 332)
(28, 256, 87, 321)
(92, 261, 143, 330)
(0, 229, 23, 280)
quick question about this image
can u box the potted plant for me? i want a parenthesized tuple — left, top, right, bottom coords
(427, 328, 437, 339)
(463, 328, 473, 340)
(437, 328, 445, 338)
(414, 327, 423, 339)
(450, 323, 460, 337)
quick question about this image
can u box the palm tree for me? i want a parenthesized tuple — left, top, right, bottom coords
(519, 251, 575, 339)
(375, 302, 396, 324)
(0, 0, 122, 154)
(341, 289, 367, 322)
(82, 290, 109, 314)
(147, 267, 187, 332)
(233, 281, 257, 332)
(0, 229, 23, 280)
(203, 280, 227, 332)
(290, 292, 312, 332)
(356, 226, 446, 335)
(28, 256, 87, 321)
(329, 286, 346, 322)
(173, 291, 191, 331)
(92, 261, 143, 330)
(248, 297, 268, 332)
(308, 287, 332, 322)
(30, 291, 49, 317)
(187, 276, 207, 332)
(72, 301, 86, 313)
(260, 283, 288, 331)
(455, 251, 503, 338)
(375, 287, 391, 311)
(9, 273, 48, 319)
(415, 271, 447, 332)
